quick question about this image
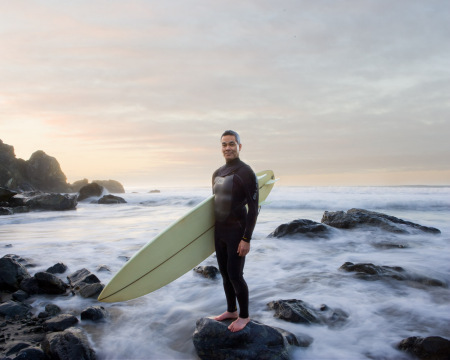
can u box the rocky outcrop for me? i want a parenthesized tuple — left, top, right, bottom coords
(269, 219, 331, 238)
(0, 140, 70, 192)
(92, 179, 125, 193)
(267, 299, 349, 328)
(398, 336, 450, 360)
(193, 317, 300, 360)
(321, 208, 441, 234)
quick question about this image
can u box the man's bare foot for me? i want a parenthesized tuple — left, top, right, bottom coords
(228, 317, 250, 332)
(214, 311, 238, 321)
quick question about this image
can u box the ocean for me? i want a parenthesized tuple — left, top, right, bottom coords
(1, 186, 449, 359)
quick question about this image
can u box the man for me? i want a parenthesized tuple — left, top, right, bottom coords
(212, 130, 259, 332)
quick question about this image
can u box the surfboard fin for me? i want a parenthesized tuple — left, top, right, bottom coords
(266, 178, 280, 185)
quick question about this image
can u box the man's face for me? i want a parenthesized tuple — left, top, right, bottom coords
(221, 135, 242, 162)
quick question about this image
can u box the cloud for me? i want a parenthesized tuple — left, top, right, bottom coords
(0, 0, 449, 186)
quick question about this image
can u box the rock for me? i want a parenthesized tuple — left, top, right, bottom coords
(67, 268, 104, 298)
(81, 306, 109, 322)
(267, 299, 349, 327)
(398, 336, 450, 360)
(14, 346, 47, 360)
(12, 290, 30, 302)
(26, 150, 69, 193)
(0, 255, 31, 291)
(0, 301, 32, 319)
(97, 194, 127, 204)
(269, 219, 331, 238)
(92, 179, 125, 193)
(25, 193, 77, 211)
(45, 304, 62, 317)
(97, 265, 111, 273)
(193, 265, 220, 279)
(0, 187, 17, 202)
(20, 277, 41, 295)
(193, 317, 292, 360)
(78, 183, 104, 201)
(46, 262, 68, 274)
(42, 328, 96, 360)
(34, 272, 69, 295)
(149, 189, 161, 193)
(321, 208, 441, 234)
(43, 314, 79, 332)
(0, 206, 13, 215)
(70, 178, 89, 192)
(340, 262, 446, 287)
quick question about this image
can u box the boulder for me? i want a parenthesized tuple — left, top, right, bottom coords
(97, 194, 127, 204)
(321, 208, 441, 234)
(70, 178, 89, 192)
(92, 179, 125, 193)
(42, 328, 96, 360)
(269, 219, 331, 238)
(34, 272, 69, 295)
(193, 317, 294, 360)
(340, 262, 446, 287)
(267, 299, 349, 327)
(43, 314, 79, 332)
(13, 346, 47, 360)
(46, 262, 68, 274)
(398, 336, 450, 360)
(193, 265, 220, 279)
(67, 268, 104, 298)
(78, 183, 103, 201)
(81, 306, 109, 322)
(0, 187, 17, 202)
(0, 255, 31, 291)
(0, 301, 32, 319)
(25, 193, 77, 211)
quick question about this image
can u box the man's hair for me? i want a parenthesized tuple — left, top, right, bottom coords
(221, 130, 241, 145)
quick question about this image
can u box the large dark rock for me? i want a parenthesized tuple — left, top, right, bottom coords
(67, 268, 104, 298)
(97, 194, 127, 204)
(26, 150, 69, 193)
(0, 187, 17, 202)
(269, 219, 331, 238)
(24, 192, 77, 211)
(0, 255, 31, 291)
(78, 183, 104, 201)
(81, 306, 109, 322)
(398, 336, 450, 360)
(267, 299, 349, 327)
(340, 262, 446, 287)
(193, 265, 220, 279)
(46, 262, 68, 274)
(34, 272, 69, 295)
(70, 178, 89, 192)
(42, 328, 96, 360)
(321, 208, 441, 234)
(0, 301, 32, 319)
(43, 314, 79, 332)
(0, 140, 28, 190)
(193, 317, 294, 360)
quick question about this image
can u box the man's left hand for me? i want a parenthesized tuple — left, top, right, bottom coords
(237, 240, 250, 257)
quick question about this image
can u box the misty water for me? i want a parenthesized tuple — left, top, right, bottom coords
(1, 186, 449, 359)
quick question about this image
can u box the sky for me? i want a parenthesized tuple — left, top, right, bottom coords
(1, 0, 449, 188)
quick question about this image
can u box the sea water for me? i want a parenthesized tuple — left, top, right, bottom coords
(1, 186, 449, 359)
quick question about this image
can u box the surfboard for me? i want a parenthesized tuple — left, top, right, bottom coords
(98, 170, 276, 303)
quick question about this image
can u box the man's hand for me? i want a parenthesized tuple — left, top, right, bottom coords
(237, 240, 250, 257)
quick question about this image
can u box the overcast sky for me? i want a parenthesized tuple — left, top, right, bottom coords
(1, 0, 449, 187)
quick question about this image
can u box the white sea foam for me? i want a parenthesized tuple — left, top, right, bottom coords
(1, 186, 449, 359)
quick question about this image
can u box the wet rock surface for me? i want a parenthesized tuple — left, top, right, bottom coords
(269, 219, 331, 238)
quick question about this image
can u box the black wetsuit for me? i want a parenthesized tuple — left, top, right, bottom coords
(212, 158, 259, 318)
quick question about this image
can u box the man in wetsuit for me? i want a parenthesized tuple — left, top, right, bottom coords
(212, 130, 259, 332)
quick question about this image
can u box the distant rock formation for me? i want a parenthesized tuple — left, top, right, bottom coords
(0, 139, 125, 194)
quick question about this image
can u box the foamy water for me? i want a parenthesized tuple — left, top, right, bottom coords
(1, 186, 449, 359)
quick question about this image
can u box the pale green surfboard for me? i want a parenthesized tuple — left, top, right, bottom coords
(98, 170, 276, 302)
